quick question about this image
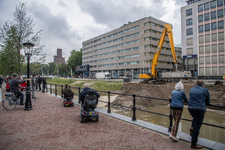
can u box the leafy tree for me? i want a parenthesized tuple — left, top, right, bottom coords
(48, 62, 56, 75)
(54, 63, 69, 77)
(67, 49, 82, 74)
(0, 2, 45, 79)
(0, 25, 24, 76)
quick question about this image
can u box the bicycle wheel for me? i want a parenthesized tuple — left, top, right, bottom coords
(2, 97, 17, 110)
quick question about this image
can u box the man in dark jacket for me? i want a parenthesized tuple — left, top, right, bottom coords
(9, 74, 29, 105)
(42, 76, 47, 93)
(188, 79, 210, 149)
(37, 76, 42, 91)
(79, 83, 100, 105)
(31, 75, 36, 99)
(62, 84, 74, 98)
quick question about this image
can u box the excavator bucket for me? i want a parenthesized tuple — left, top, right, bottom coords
(172, 63, 184, 72)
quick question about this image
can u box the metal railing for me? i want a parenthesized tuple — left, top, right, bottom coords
(45, 83, 225, 131)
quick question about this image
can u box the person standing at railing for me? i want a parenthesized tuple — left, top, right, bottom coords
(31, 75, 37, 99)
(42, 76, 47, 93)
(37, 76, 42, 91)
(188, 79, 210, 149)
(169, 81, 188, 142)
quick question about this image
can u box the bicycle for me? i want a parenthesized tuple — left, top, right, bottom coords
(2, 93, 36, 110)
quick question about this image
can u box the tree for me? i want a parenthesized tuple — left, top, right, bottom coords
(67, 49, 82, 75)
(0, 2, 45, 78)
(54, 63, 69, 77)
(0, 25, 24, 76)
(48, 62, 56, 75)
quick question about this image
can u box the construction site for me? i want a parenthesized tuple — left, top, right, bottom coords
(111, 81, 225, 110)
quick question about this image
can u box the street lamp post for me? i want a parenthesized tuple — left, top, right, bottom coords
(23, 41, 34, 111)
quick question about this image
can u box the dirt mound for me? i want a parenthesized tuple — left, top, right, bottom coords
(113, 81, 225, 110)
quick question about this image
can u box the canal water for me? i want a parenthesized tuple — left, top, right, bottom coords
(117, 106, 225, 144)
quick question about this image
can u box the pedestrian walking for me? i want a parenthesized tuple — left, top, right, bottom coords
(188, 79, 210, 149)
(37, 75, 42, 91)
(42, 76, 47, 93)
(32, 75, 37, 99)
(169, 81, 188, 142)
(0, 75, 2, 88)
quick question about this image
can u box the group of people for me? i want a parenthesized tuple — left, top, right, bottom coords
(4, 75, 48, 105)
(1, 74, 210, 149)
(169, 79, 210, 149)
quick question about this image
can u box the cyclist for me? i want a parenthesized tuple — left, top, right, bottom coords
(9, 74, 29, 105)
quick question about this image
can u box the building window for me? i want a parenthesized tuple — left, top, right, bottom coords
(218, 32, 224, 41)
(218, 9, 224, 18)
(186, 9, 192, 16)
(199, 25, 204, 33)
(204, 13, 210, 21)
(212, 33, 217, 42)
(187, 28, 193, 35)
(211, 22, 217, 30)
(198, 15, 203, 22)
(211, 1, 216, 9)
(205, 24, 210, 32)
(199, 36, 204, 43)
(204, 2, 209, 10)
(218, 20, 224, 29)
(187, 38, 193, 45)
(187, 48, 193, 55)
(217, 0, 223, 7)
(186, 18, 193, 26)
(198, 4, 203, 12)
(211, 11, 216, 20)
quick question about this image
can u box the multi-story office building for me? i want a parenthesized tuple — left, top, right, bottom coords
(181, 0, 225, 77)
(82, 17, 182, 78)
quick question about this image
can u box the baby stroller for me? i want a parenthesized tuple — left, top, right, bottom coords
(63, 93, 74, 107)
(80, 90, 99, 123)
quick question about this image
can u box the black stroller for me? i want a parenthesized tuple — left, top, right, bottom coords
(80, 90, 99, 123)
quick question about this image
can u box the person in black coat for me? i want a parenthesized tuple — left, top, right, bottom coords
(37, 75, 42, 91)
(79, 83, 100, 105)
(42, 76, 47, 93)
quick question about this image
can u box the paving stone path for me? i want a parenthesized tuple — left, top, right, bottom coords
(0, 85, 208, 150)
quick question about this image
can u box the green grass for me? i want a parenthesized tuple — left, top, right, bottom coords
(46, 78, 123, 91)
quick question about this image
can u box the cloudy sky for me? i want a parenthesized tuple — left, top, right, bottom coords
(0, 0, 187, 63)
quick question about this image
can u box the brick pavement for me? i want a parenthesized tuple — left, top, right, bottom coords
(0, 85, 208, 150)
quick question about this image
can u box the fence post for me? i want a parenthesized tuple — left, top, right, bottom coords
(78, 87, 80, 103)
(168, 98, 173, 132)
(55, 84, 57, 96)
(61, 85, 63, 98)
(132, 94, 136, 121)
(107, 91, 111, 113)
(50, 83, 52, 94)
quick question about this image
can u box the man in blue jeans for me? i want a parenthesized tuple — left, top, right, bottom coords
(9, 74, 29, 105)
(188, 79, 210, 149)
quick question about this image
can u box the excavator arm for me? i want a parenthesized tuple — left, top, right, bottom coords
(151, 24, 178, 79)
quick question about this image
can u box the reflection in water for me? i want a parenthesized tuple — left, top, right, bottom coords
(117, 106, 225, 144)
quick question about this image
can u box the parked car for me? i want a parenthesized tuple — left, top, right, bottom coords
(6, 77, 27, 92)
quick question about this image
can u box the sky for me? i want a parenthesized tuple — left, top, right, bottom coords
(0, 0, 187, 64)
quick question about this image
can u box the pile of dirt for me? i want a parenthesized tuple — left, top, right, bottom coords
(112, 81, 225, 110)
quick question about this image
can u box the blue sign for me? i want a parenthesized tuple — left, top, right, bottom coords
(183, 55, 197, 59)
(84, 73, 89, 75)
(195, 71, 198, 77)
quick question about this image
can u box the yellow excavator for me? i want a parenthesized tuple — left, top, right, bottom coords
(139, 24, 182, 84)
